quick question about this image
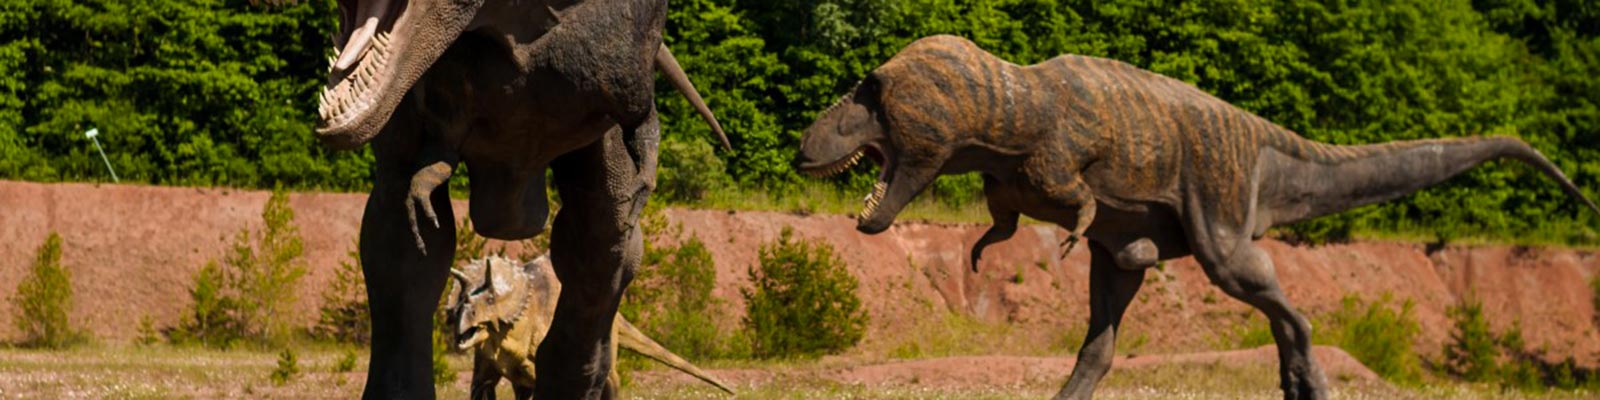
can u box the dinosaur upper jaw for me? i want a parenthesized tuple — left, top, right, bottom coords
(797, 142, 916, 234)
(315, 0, 478, 149)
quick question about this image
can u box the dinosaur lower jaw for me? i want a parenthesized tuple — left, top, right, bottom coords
(456, 327, 487, 350)
(315, 0, 421, 149)
(796, 145, 895, 221)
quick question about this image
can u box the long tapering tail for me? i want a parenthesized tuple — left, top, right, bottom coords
(1261, 133, 1600, 224)
(613, 316, 736, 394)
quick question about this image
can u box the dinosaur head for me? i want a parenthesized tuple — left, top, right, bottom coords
(315, 0, 485, 149)
(797, 71, 947, 234)
(445, 255, 542, 351)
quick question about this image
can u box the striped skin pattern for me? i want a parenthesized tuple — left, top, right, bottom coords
(797, 35, 1599, 400)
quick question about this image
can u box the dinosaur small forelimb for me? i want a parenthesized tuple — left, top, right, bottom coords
(407, 160, 454, 253)
(1058, 193, 1096, 260)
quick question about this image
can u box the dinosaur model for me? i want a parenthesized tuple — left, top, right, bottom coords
(312, 0, 725, 398)
(445, 256, 735, 399)
(796, 35, 1600, 400)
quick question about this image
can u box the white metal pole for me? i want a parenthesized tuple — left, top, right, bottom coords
(85, 128, 118, 183)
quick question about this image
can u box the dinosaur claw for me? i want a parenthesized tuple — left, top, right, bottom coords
(406, 194, 429, 255)
(1059, 235, 1080, 260)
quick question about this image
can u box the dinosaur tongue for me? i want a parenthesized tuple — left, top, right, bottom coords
(333, 0, 392, 73)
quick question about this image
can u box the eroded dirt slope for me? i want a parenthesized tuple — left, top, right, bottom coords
(0, 181, 1595, 366)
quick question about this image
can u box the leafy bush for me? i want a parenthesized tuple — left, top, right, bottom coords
(656, 137, 732, 203)
(1324, 295, 1421, 384)
(9, 232, 86, 348)
(629, 235, 732, 359)
(168, 261, 247, 348)
(312, 246, 369, 344)
(1592, 274, 1600, 328)
(1444, 295, 1501, 382)
(742, 226, 867, 358)
(168, 189, 306, 347)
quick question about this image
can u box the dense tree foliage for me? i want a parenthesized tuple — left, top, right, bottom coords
(2, 0, 1597, 241)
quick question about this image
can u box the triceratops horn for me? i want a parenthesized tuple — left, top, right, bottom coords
(450, 268, 470, 287)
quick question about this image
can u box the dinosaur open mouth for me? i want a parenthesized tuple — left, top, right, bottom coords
(800, 144, 892, 221)
(456, 325, 486, 350)
(315, 0, 415, 147)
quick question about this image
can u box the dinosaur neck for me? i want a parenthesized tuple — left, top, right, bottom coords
(1258, 134, 1598, 225)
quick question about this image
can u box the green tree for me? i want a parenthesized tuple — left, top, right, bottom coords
(9, 232, 86, 348)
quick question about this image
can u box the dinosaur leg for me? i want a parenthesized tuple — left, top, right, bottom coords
(469, 353, 502, 400)
(360, 140, 459, 400)
(970, 185, 1020, 272)
(536, 129, 644, 400)
(1200, 243, 1327, 400)
(1054, 242, 1145, 400)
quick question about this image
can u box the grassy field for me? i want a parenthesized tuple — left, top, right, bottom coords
(2, 345, 1596, 399)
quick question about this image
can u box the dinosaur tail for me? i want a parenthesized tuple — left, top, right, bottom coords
(1261, 131, 1600, 224)
(614, 316, 736, 394)
(656, 44, 732, 150)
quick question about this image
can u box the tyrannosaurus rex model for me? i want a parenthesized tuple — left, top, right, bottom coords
(796, 35, 1600, 400)
(445, 256, 735, 399)
(312, 0, 725, 398)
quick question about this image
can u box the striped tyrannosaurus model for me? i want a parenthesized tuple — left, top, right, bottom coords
(445, 256, 734, 399)
(796, 35, 1600, 400)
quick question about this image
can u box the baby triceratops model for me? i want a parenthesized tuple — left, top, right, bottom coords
(445, 256, 735, 399)
(796, 35, 1600, 400)
(312, 0, 727, 398)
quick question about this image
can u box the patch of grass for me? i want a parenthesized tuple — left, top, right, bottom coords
(1322, 295, 1421, 384)
(1230, 314, 1275, 350)
(431, 321, 456, 385)
(743, 226, 868, 359)
(681, 181, 991, 224)
(270, 348, 298, 385)
(9, 232, 87, 349)
(886, 312, 1029, 359)
(334, 348, 359, 373)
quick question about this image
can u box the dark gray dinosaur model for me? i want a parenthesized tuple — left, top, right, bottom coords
(796, 35, 1600, 400)
(313, 0, 725, 398)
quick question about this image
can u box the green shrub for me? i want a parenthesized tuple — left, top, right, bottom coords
(136, 315, 160, 347)
(431, 324, 456, 384)
(270, 348, 299, 385)
(621, 205, 743, 374)
(742, 227, 867, 358)
(335, 348, 360, 373)
(312, 246, 369, 344)
(657, 137, 732, 203)
(1231, 315, 1276, 350)
(1444, 295, 1501, 382)
(168, 261, 246, 348)
(1591, 274, 1599, 328)
(9, 232, 86, 348)
(629, 235, 732, 359)
(168, 189, 306, 347)
(225, 189, 307, 344)
(1324, 295, 1421, 384)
